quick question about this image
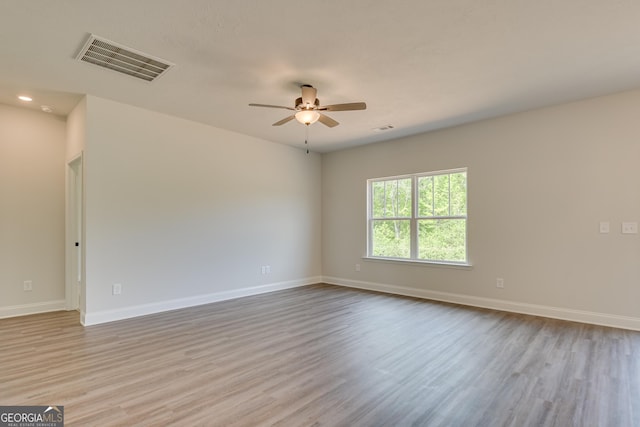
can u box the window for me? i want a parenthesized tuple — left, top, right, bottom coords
(367, 168, 468, 264)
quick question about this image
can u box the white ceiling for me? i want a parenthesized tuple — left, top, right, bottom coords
(2, 1, 640, 152)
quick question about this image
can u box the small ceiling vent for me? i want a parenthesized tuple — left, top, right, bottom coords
(76, 34, 173, 82)
(372, 125, 395, 132)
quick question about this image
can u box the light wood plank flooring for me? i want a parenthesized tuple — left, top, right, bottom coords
(2, 284, 640, 426)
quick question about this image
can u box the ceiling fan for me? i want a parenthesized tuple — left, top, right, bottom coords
(249, 84, 366, 127)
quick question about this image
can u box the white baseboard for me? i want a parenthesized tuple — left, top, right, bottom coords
(323, 276, 640, 331)
(82, 276, 321, 326)
(0, 300, 66, 319)
(10, 277, 638, 332)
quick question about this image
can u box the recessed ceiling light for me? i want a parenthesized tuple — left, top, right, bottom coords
(18, 95, 33, 102)
(41, 105, 53, 113)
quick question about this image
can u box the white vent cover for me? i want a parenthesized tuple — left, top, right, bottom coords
(76, 34, 173, 82)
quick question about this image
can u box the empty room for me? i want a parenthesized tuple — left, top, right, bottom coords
(2, 1, 640, 426)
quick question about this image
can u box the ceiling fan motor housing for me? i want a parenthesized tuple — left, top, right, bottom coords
(295, 97, 320, 109)
(300, 85, 318, 107)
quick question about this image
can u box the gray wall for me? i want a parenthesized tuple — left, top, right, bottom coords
(79, 96, 322, 324)
(322, 90, 640, 323)
(0, 105, 66, 316)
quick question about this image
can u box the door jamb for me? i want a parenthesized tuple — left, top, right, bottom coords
(65, 153, 84, 311)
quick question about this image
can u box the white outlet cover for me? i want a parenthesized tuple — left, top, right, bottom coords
(599, 222, 610, 233)
(622, 222, 638, 234)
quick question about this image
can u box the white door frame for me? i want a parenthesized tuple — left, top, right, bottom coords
(66, 154, 84, 311)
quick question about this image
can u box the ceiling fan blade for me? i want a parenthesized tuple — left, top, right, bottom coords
(318, 113, 339, 128)
(272, 115, 296, 126)
(319, 102, 367, 112)
(249, 103, 295, 111)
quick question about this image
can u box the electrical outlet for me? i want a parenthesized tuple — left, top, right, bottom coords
(23, 280, 32, 291)
(496, 278, 504, 289)
(261, 266, 271, 275)
(599, 221, 610, 234)
(112, 283, 122, 295)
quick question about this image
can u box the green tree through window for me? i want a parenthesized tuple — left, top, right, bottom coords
(368, 169, 467, 264)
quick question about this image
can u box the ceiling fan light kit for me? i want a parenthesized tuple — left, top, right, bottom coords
(295, 109, 320, 125)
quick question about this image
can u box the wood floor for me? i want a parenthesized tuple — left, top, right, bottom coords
(2, 284, 640, 426)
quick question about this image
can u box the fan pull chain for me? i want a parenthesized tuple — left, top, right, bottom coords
(305, 124, 310, 154)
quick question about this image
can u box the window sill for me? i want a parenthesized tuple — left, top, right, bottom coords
(362, 256, 473, 270)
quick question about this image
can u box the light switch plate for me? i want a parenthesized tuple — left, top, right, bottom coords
(599, 222, 610, 233)
(622, 222, 638, 234)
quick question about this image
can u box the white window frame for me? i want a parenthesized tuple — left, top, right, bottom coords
(366, 168, 469, 266)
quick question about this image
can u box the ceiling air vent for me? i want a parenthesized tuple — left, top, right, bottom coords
(76, 34, 173, 82)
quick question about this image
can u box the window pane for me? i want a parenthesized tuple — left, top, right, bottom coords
(418, 219, 466, 262)
(417, 176, 434, 217)
(383, 179, 411, 217)
(372, 220, 410, 258)
(433, 174, 450, 217)
(450, 172, 467, 216)
(396, 179, 412, 217)
(373, 178, 412, 218)
(371, 181, 386, 218)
